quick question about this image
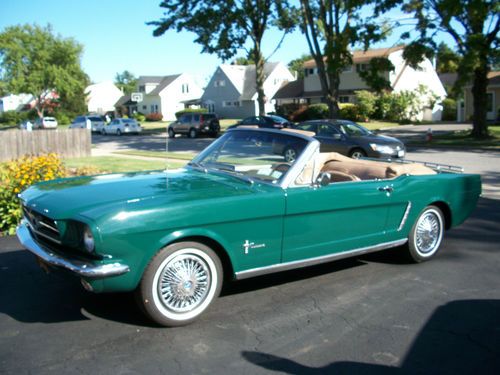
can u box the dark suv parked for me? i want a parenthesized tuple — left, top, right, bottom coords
(168, 113, 220, 138)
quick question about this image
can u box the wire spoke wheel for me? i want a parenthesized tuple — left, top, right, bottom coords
(158, 254, 210, 313)
(137, 242, 223, 326)
(407, 205, 444, 262)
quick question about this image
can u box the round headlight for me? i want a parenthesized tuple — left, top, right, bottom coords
(83, 226, 95, 253)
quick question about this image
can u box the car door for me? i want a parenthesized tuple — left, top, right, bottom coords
(282, 180, 394, 263)
(108, 119, 119, 134)
(316, 123, 350, 154)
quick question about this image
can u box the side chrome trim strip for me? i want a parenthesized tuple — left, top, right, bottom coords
(398, 202, 412, 232)
(235, 238, 408, 280)
(16, 220, 129, 279)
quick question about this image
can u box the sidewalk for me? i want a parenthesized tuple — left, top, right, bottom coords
(379, 123, 472, 143)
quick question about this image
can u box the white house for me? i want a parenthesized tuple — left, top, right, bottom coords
(275, 46, 447, 121)
(0, 93, 34, 113)
(124, 74, 203, 120)
(201, 62, 296, 118)
(85, 81, 123, 114)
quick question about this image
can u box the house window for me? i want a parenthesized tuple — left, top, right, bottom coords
(309, 68, 315, 75)
(150, 104, 159, 113)
(142, 105, 147, 110)
(356, 64, 369, 72)
(214, 80, 226, 87)
(223, 101, 233, 107)
(339, 96, 350, 103)
(182, 84, 189, 94)
(233, 101, 240, 107)
(139, 85, 146, 93)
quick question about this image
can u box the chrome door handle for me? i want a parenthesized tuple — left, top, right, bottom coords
(378, 185, 394, 193)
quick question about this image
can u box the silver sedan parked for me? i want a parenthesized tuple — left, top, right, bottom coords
(102, 118, 142, 135)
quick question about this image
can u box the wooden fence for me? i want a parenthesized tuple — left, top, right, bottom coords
(0, 129, 91, 162)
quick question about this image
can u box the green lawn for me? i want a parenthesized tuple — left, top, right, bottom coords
(64, 156, 186, 173)
(408, 126, 500, 148)
(113, 150, 197, 160)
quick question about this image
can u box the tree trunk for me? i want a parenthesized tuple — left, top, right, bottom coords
(327, 71, 340, 119)
(253, 47, 266, 116)
(470, 57, 489, 139)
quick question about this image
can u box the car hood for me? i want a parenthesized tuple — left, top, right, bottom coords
(19, 168, 268, 221)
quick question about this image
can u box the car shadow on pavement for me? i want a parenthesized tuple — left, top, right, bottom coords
(241, 299, 500, 374)
(0, 249, 155, 327)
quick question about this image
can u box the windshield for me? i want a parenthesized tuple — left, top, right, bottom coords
(338, 121, 371, 136)
(191, 130, 309, 184)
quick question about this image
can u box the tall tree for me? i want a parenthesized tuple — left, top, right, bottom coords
(297, 0, 393, 117)
(149, 0, 295, 115)
(0, 24, 89, 119)
(288, 54, 312, 79)
(115, 70, 138, 94)
(402, 0, 499, 138)
(436, 42, 462, 73)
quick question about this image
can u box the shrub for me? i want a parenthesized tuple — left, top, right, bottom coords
(0, 154, 67, 235)
(145, 113, 163, 121)
(292, 103, 329, 121)
(442, 98, 457, 121)
(175, 108, 208, 118)
(133, 112, 146, 122)
(354, 91, 377, 120)
(338, 103, 360, 121)
(55, 112, 71, 125)
(0, 110, 29, 125)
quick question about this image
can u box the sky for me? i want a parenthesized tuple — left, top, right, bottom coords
(1, 0, 455, 86)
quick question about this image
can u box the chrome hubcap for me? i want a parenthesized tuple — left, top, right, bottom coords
(158, 254, 210, 313)
(415, 211, 441, 254)
(351, 152, 363, 159)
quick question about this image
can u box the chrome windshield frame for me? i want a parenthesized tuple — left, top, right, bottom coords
(189, 128, 319, 189)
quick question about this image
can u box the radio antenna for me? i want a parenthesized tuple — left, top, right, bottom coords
(166, 123, 169, 189)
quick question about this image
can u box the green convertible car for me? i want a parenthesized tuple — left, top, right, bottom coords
(17, 128, 481, 326)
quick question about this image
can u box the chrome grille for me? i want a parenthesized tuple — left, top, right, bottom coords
(22, 205, 61, 244)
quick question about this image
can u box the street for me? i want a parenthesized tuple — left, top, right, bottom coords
(1, 125, 499, 374)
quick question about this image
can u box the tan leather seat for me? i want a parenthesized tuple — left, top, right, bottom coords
(295, 151, 435, 185)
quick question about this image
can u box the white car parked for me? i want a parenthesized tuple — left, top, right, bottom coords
(102, 118, 142, 135)
(34, 117, 58, 129)
(69, 115, 106, 132)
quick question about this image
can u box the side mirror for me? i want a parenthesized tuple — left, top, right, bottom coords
(315, 172, 331, 187)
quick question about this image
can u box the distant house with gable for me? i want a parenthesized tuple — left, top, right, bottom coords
(85, 81, 123, 114)
(0, 93, 34, 114)
(201, 62, 296, 118)
(274, 46, 447, 121)
(115, 74, 203, 120)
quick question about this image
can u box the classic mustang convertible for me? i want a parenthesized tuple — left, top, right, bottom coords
(17, 128, 481, 326)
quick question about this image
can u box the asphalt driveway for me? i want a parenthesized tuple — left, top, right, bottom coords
(0, 197, 499, 374)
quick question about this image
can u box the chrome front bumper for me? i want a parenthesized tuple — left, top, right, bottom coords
(16, 220, 130, 278)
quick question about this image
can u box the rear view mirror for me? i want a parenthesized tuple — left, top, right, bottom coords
(315, 172, 331, 187)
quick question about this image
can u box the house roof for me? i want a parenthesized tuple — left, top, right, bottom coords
(115, 94, 132, 107)
(273, 79, 304, 100)
(488, 71, 500, 86)
(303, 46, 405, 68)
(137, 76, 165, 86)
(438, 73, 458, 87)
(148, 74, 182, 95)
(219, 62, 282, 100)
(241, 62, 280, 100)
